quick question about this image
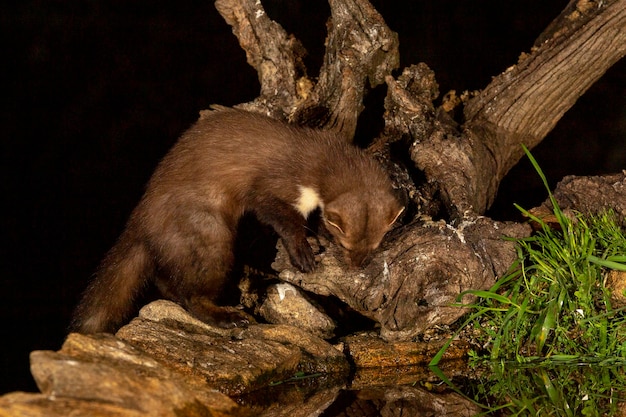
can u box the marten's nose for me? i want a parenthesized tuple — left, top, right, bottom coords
(347, 249, 372, 269)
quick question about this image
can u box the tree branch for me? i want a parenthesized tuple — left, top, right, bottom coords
(406, 0, 626, 217)
(214, 0, 309, 118)
(215, 0, 399, 140)
(291, 0, 399, 140)
(465, 0, 626, 173)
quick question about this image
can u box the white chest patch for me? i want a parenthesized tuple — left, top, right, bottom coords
(294, 185, 323, 218)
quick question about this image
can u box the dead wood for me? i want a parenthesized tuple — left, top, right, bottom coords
(215, 0, 399, 141)
(273, 218, 530, 341)
(214, 0, 309, 119)
(535, 171, 626, 225)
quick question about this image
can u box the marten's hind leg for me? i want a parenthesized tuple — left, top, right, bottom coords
(153, 211, 251, 328)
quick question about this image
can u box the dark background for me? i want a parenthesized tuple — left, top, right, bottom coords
(2, 0, 625, 394)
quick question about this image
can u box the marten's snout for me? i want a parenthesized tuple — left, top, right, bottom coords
(345, 248, 373, 269)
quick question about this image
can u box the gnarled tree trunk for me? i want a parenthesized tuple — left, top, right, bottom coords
(215, 0, 626, 341)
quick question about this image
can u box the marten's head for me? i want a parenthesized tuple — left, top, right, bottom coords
(323, 190, 404, 268)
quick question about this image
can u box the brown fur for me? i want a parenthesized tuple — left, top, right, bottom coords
(71, 108, 403, 334)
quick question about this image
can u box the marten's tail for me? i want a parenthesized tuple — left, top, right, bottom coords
(70, 234, 154, 334)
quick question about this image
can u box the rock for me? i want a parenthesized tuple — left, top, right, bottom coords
(29, 333, 245, 416)
(343, 333, 468, 369)
(3, 300, 349, 416)
(342, 332, 472, 389)
(259, 282, 336, 339)
(0, 392, 147, 417)
(0, 297, 485, 416)
(117, 300, 349, 395)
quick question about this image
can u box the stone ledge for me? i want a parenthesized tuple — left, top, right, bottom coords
(1, 300, 348, 416)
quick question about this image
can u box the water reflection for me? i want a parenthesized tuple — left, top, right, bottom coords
(235, 364, 479, 417)
(235, 361, 626, 416)
(320, 386, 480, 417)
(237, 381, 479, 417)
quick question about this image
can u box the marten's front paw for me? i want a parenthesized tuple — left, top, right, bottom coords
(287, 242, 316, 273)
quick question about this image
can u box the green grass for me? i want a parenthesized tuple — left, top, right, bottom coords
(431, 146, 626, 416)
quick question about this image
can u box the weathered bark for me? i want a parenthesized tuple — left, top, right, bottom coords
(215, 0, 625, 342)
(214, 0, 309, 119)
(535, 172, 626, 225)
(289, 0, 399, 140)
(215, 0, 399, 141)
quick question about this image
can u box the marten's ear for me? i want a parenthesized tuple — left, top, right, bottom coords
(323, 205, 347, 236)
(388, 206, 405, 228)
(323, 191, 362, 239)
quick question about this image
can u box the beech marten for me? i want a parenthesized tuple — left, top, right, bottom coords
(71, 108, 404, 334)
